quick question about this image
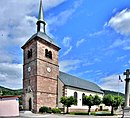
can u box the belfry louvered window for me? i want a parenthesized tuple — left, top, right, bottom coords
(45, 49, 52, 59)
(27, 49, 32, 59)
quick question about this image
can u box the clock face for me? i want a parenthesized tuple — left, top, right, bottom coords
(28, 67, 31, 72)
(47, 67, 51, 73)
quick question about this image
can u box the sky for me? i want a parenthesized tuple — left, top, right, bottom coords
(0, 0, 130, 93)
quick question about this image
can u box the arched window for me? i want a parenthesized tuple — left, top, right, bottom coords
(45, 49, 48, 57)
(74, 92, 78, 105)
(45, 49, 52, 59)
(49, 51, 52, 59)
(82, 93, 85, 105)
(27, 49, 32, 59)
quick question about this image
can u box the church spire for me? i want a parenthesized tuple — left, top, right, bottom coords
(37, 0, 46, 33)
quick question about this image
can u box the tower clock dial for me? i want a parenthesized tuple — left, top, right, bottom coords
(28, 67, 31, 72)
(47, 67, 51, 73)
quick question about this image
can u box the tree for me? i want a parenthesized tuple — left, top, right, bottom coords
(93, 95, 102, 105)
(102, 94, 123, 115)
(83, 95, 101, 114)
(60, 96, 77, 113)
(83, 95, 94, 114)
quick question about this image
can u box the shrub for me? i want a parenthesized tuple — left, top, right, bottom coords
(39, 106, 49, 113)
(52, 108, 61, 114)
(69, 112, 88, 115)
(47, 107, 52, 113)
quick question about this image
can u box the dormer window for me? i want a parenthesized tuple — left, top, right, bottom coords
(27, 49, 32, 59)
(45, 49, 52, 59)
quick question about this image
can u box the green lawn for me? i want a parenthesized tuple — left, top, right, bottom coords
(69, 111, 113, 116)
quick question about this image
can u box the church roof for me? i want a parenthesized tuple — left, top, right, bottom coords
(22, 32, 60, 49)
(59, 71, 103, 94)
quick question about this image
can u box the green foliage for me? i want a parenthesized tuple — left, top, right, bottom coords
(70, 112, 89, 115)
(0, 86, 23, 106)
(102, 94, 124, 115)
(39, 106, 49, 113)
(0, 86, 22, 96)
(103, 90, 124, 97)
(51, 108, 61, 114)
(83, 95, 94, 107)
(93, 95, 102, 105)
(103, 94, 123, 107)
(83, 95, 101, 114)
(19, 96, 23, 105)
(60, 96, 77, 113)
(39, 106, 61, 114)
(60, 96, 77, 107)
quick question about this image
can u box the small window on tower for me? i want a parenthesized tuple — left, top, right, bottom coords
(45, 49, 48, 57)
(49, 51, 52, 59)
(27, 49, 32, 59)
(45, 49, 52, 59)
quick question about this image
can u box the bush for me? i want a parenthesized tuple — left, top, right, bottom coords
(39, 106, 49, 113)
(52, 108, 61, 114)
(70, 112, 88, 115)
(47, 107, 52, 113)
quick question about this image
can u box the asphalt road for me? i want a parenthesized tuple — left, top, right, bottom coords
(3, 113, 123, 118)
(1, 111, 126, 118)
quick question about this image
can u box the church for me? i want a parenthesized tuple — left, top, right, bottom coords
(21, 0, 104, 112)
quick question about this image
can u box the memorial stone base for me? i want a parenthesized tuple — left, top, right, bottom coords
(123, 107, 130, 117)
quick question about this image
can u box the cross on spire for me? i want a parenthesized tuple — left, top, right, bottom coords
(37, 0, 46, 33)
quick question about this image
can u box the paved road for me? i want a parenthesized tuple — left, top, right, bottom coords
(3, 112, 123, 118)
(2, 111, 127, 118)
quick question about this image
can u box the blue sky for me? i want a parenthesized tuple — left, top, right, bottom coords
(0, 0, 130, 93)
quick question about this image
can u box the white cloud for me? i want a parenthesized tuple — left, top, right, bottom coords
(107, 8, 130, 36)
(89, 30, 105, 37)
(47, 0, 82, 28)
(76, 38, 85, 47)
(108, 38, 130, 50)
(61, 36, 73, 57)
(62, 37, 71, 47)
(109, 39, 126, 49)
(59, 59, 81, 73)
(61, 46, 72, 57)
(43, 0, 67, 10)
(123, 46, 130, 50)
(0, 0, 66, 89)
(0, 63, 22, 89)
(100, 74, 125, 93)
(117, 55, 127, 61)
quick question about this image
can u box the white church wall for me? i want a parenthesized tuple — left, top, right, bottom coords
(66, 86, 103, 110)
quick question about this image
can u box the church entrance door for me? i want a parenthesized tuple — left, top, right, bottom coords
(29, 98, 32, 111)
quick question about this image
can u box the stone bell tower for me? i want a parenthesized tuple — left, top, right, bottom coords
(21, 0, 60, 112)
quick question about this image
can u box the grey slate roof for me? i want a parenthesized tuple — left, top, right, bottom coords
(59, 71, 103, 94)
(22, 32, 60, 49)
